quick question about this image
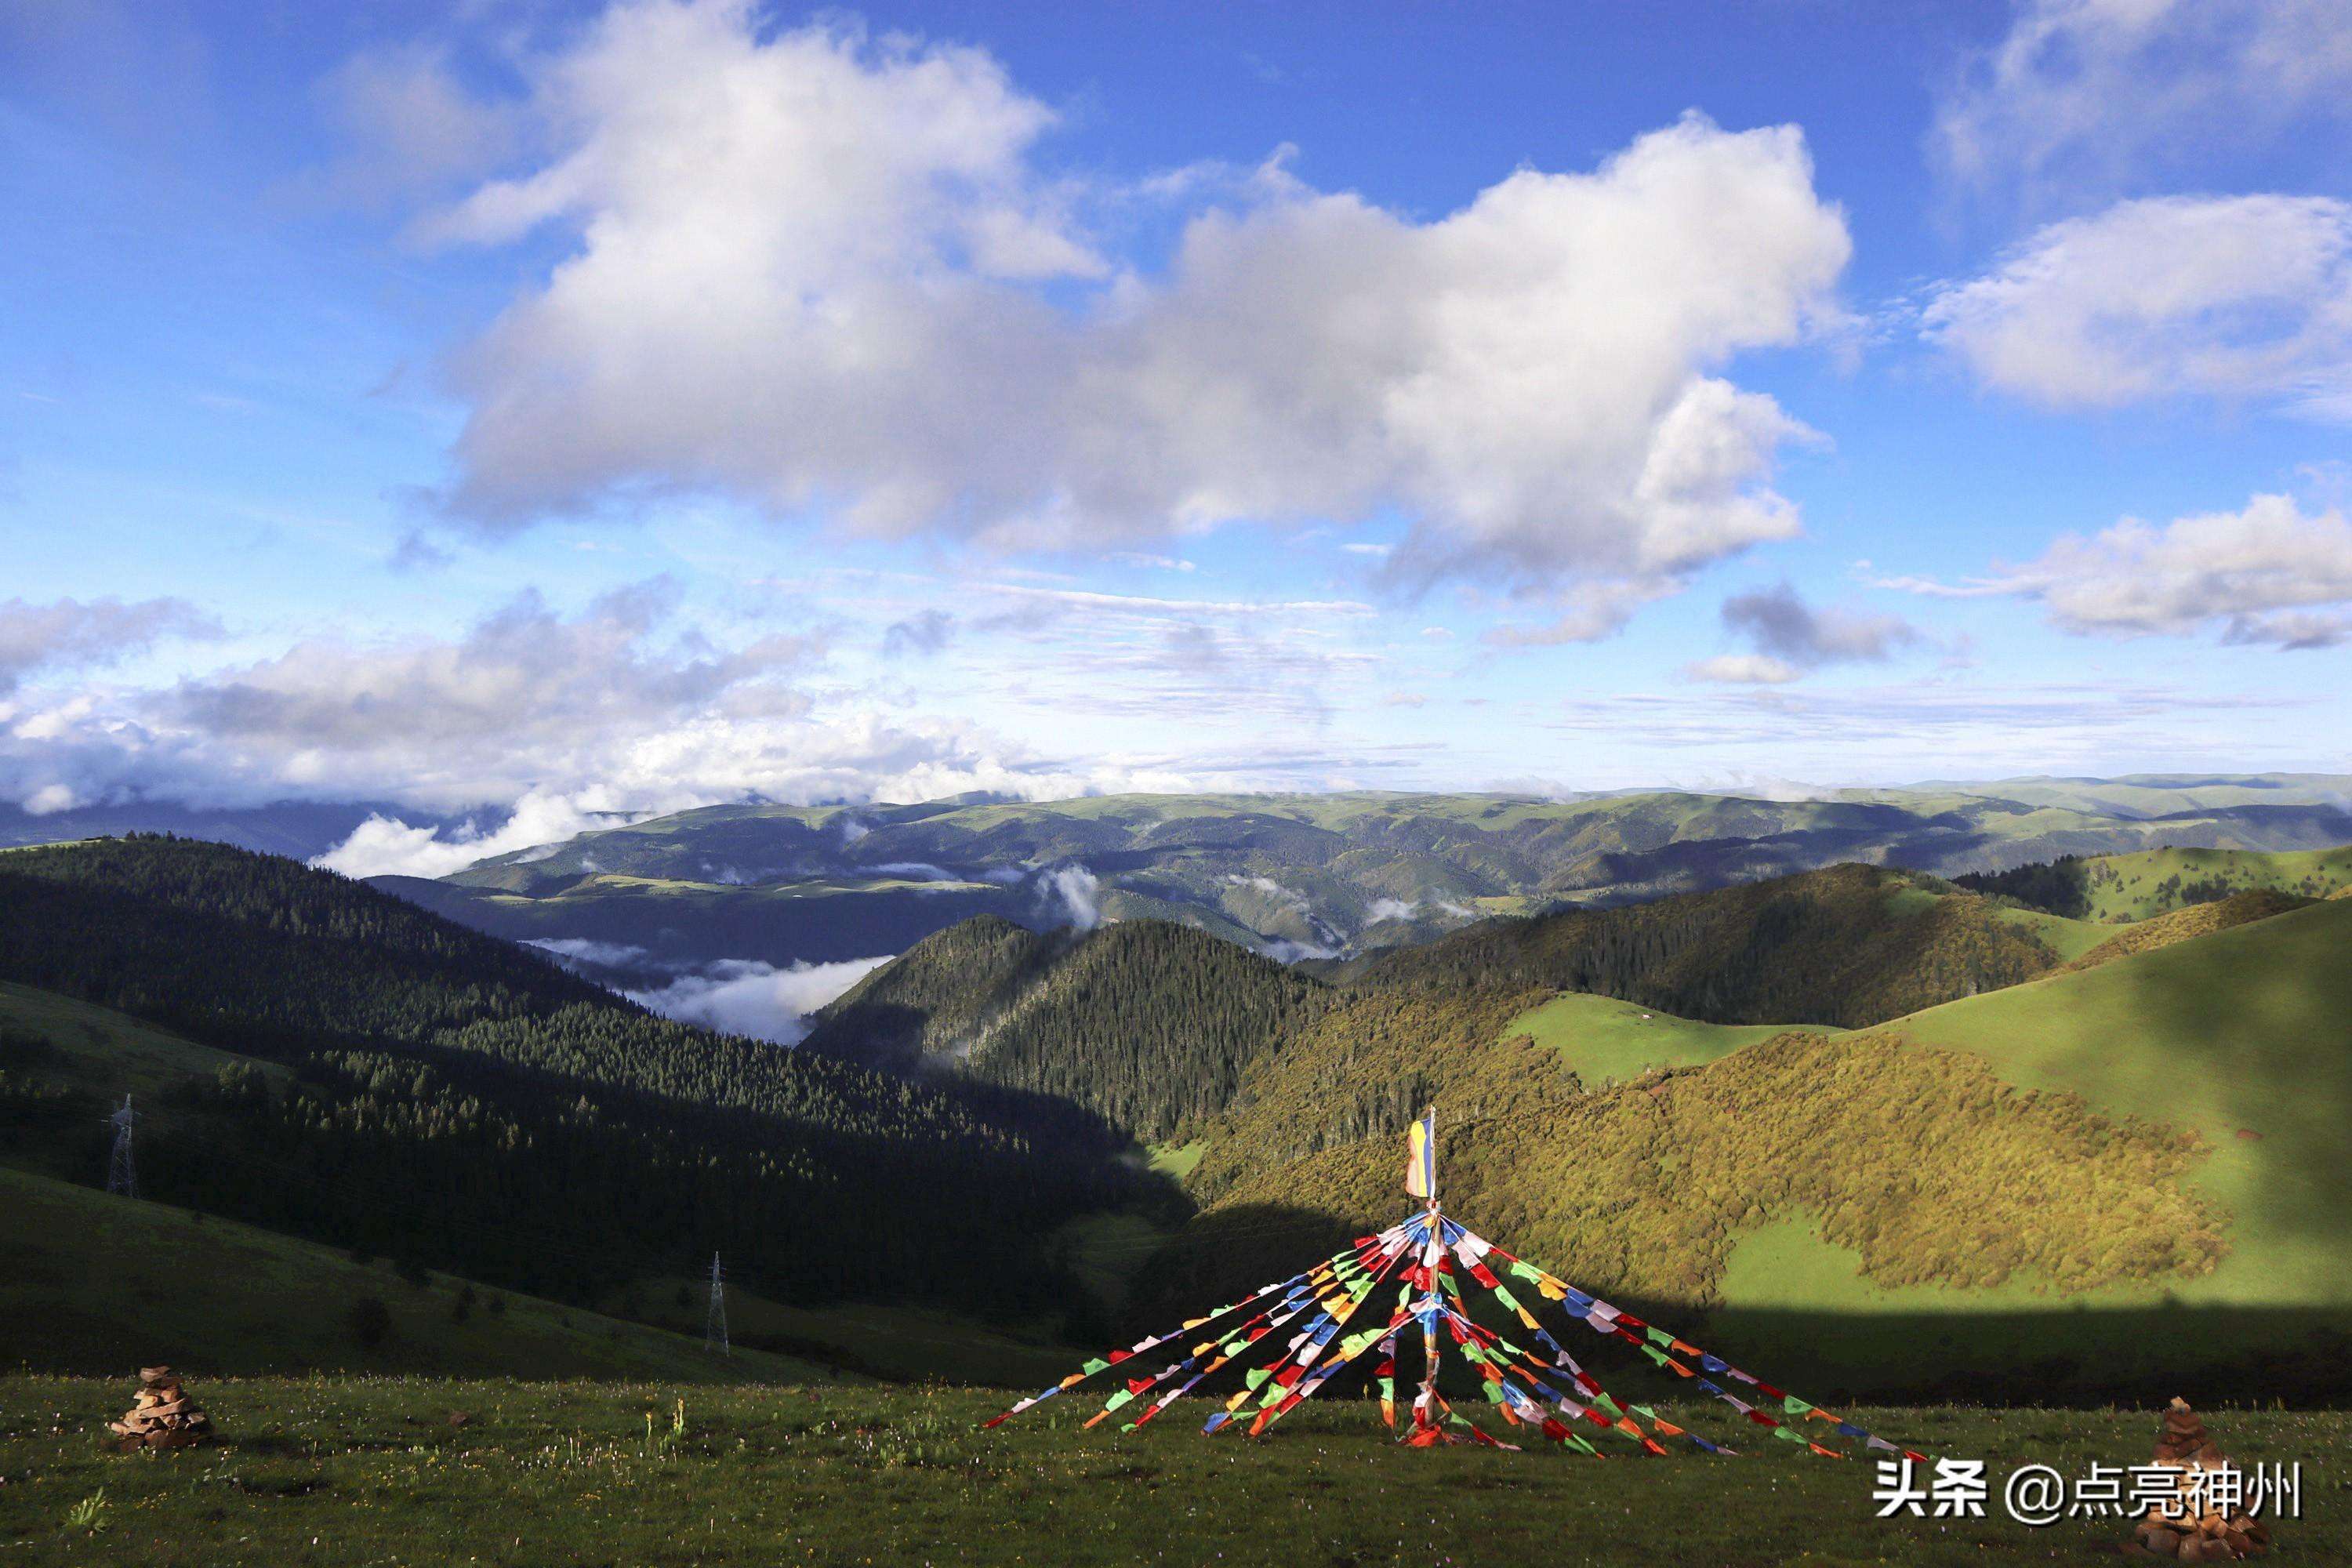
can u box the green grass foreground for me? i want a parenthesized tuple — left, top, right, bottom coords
(2, 1379, 2345, 1566)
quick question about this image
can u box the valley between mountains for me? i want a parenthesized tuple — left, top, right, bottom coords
(3, 778, 2349, 1405)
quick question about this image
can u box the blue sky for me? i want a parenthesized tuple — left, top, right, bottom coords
(3, 0, 2350, 872)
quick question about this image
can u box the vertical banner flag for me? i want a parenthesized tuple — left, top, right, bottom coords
(1405, 1108, 1437, 1201)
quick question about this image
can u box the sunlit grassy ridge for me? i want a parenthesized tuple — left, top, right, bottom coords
(2078, 845, 2352, 920)
(1504, 991, 1830, 1083)
(1195, 1029, 2219, 1306)
(1881, 896, 2352, 1308)
(2061, 887, 2312, 971)
(1962, 844, 2352, 923)
(1145, 891, 2352, 1400)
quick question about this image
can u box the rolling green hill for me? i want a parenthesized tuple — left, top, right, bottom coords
(2060, 888, 2313, 970)
(801, 863, 2071, 1155)
(0, 973, 1112, 1386)
(0, 1166, 822, 1381)
(1958, 844, 2352, 923)
(1877, 896, 2352, 1308)
(0, 837, 1158, 1330)
(1504, 992, 1832, 1083)
(367, 779, 2352, 981)
(1140, 894, 2352, 1399)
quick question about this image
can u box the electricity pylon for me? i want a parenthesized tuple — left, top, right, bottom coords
(703, 1252, 729, 1356)
(104, 1094, 139, 1199)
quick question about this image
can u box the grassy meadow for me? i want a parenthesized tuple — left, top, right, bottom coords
(0, 1167, 825, 1385)
(2, 1377, 2343, 1566)
(1506, 991, 1831, 1083)
(1885, 897, 2352, 1308)
(2063, 845, 2352, 922)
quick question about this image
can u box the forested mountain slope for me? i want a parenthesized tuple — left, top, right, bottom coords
(0, 837, 1154, 1319)
(804, 916, 1328, 1141)
(809, 863, 2067, 1156)
(1344, 862, 2057, 1025)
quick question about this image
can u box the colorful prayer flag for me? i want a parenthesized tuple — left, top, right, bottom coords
(1404, 1108, 1437, 1200)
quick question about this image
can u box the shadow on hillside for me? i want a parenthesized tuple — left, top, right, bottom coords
(2096, 902, 2349, 1258)
(1693, 1301, 2352, 1408)
(1110, 1204, 2352, 1408)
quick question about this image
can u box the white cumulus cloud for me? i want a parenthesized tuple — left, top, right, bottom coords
(1923, 194, 2352, 417)
(1935, 0, 2352, 202)
(391, 1, 1849, 632)
(1, 578, 1190, 821)
(1883, 492, 2352, 648)
(313, 786, 632, 879)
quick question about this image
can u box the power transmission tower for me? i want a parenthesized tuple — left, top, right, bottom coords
(104, 1094, 139, 1199)
(703, 1252, 729, 1356)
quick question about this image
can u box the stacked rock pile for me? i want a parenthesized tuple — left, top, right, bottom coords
(2129, 1398, 2270, 1561)
(107, 1366, 212, 1450)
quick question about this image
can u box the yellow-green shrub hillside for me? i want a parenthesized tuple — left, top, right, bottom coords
(1145, 899, 2352, 1398)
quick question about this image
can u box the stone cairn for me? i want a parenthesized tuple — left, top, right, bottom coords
(107, 1366, 212, 1450)
(2129, 1398, 2270, 1561)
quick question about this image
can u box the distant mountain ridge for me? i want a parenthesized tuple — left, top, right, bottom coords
(0, 798, 474, 861)
(354, 779, 2352, 985)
